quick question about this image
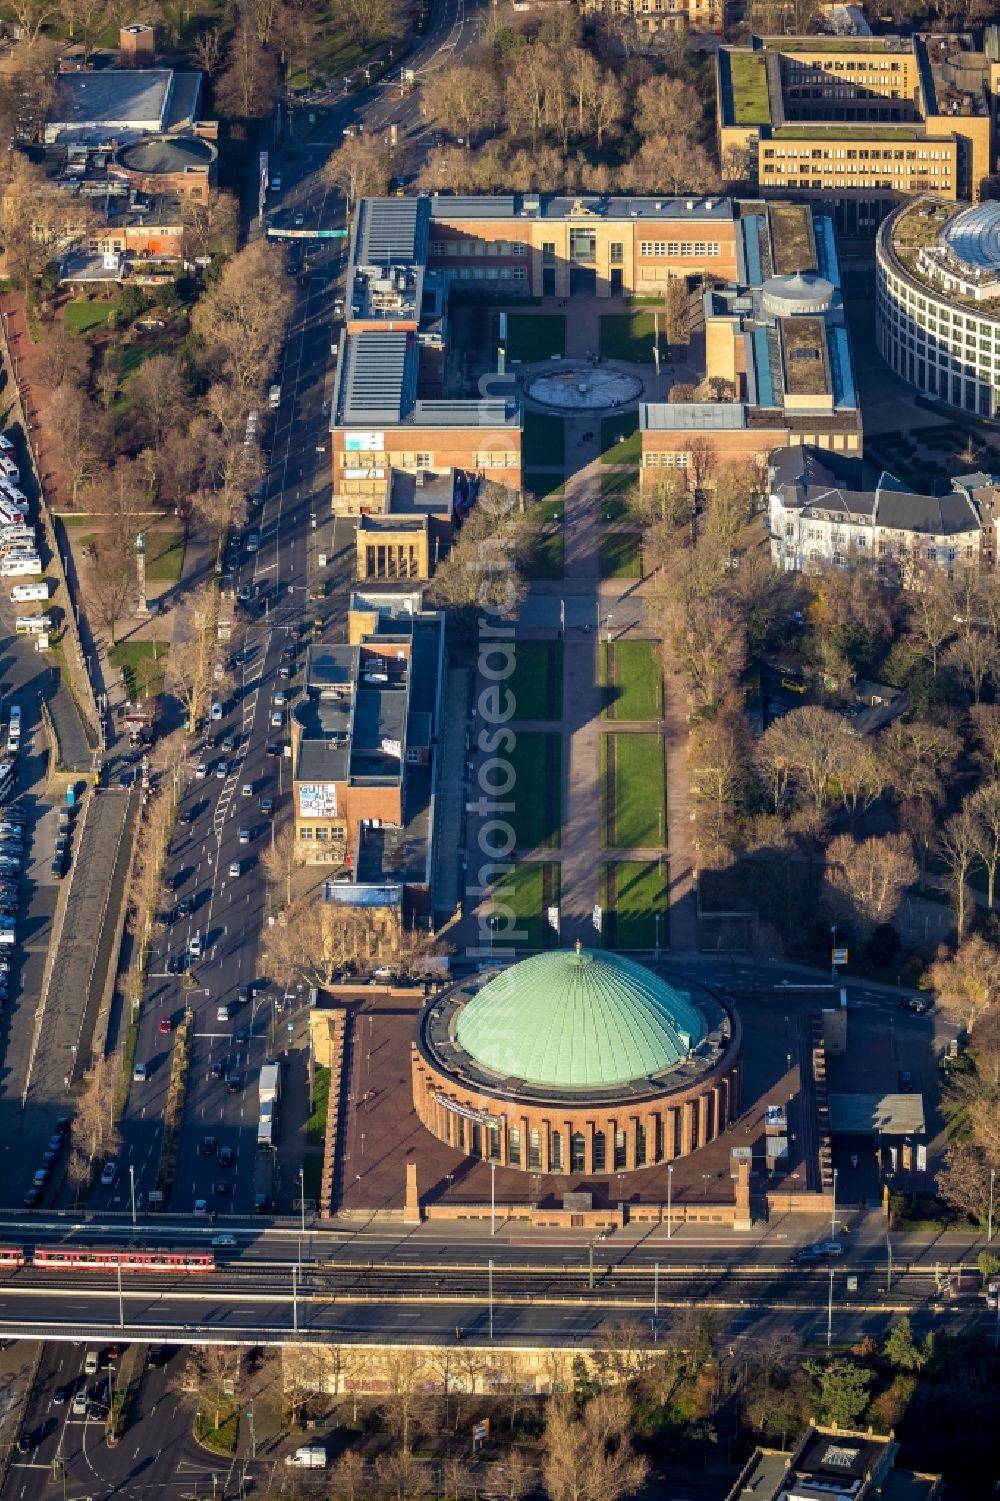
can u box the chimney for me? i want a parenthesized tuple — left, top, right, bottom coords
(119, 23, 155, 68)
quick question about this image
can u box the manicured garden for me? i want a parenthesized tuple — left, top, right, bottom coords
(601, 861, 669, 949)
(64, 298, 120, 335)
(600, 410, 641, 464)
(489, 861, 561, 950)
(602, 733, 666, 848)
(599, 312, 666, 364)
(599, 531, 642, 578)
(506, 313, 566, 363)
(524, 410, 566, 467)
(509, 733, 562, 849)
(109, 640, 168, 701)
(526, 530, 565, 579)
(602, 640, 662, 721)
(508, 639, 563, 721)
(144, 526, 186, 583)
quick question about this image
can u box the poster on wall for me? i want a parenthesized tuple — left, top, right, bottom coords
(298, 783, 338, 819)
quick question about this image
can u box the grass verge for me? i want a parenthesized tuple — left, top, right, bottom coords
(109, 640, 168, 700)
(602, 861, 670, 949)
(599, 532, 642, 578)
(605, 733, 665, 847)
(507, 313, 566, 362)
(526, 530, 565, 579)
(524, 411, 566, 468)
(490, 861, 561, 950)
(306, 1065, 330, 1147)
(602, 640, 662, 720)
(509, 733, 561, 848)
(144, 527, 185, 584)
(600, 410, 641, 464)
(509, 639, 563, 720)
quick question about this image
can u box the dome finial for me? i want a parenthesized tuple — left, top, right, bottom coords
(574, 938, 582, 955)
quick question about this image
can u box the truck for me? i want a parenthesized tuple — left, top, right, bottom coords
(257, 1060, 281, 1149)
(284, 1447, 327, 1469)
(268, 383, 281, 409)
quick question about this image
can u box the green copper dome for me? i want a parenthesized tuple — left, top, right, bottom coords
(454, 947, 703, 1090)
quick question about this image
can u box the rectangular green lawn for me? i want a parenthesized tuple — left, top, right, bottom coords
(509, 733, 561, 849)
(599, 313, 664, 364)
(507, 314, 566, 363)
(601, 411, 641, 464)
(489, 861, 561, 950)
(508, 640, 563, 721)
(524, 411, 565, 467)
(64, 299, 120, 335)
(599, 532, 641, 578)
(145, 528, 185, 583)
(602, 641, 662, 720)
(603, 733, 665, 848)
(109, 640, 168, 700)
(602, 861, 669, 950)
(526, 530, 564, 579)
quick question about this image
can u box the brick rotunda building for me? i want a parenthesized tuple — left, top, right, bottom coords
(411, 945, 742, 1175)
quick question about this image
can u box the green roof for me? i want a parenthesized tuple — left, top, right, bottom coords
(730, 52, 771, 128)
(454, 948, 703, 1089)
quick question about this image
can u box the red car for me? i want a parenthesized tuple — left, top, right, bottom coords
(158, 1016, 173, 1035)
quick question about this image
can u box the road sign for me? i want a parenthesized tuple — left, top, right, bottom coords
(832, 947, 848, 966)
(472, 1419, 489, 1442)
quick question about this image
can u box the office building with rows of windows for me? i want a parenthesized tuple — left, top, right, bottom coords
(876, 197, 1000, 418)
(718, 34, 998, 235)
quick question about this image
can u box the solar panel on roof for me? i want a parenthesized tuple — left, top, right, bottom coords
(359, 199, 421, 264)
(343, 331, 409, 422)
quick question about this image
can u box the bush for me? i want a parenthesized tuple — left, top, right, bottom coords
(867, 923, 901, 968)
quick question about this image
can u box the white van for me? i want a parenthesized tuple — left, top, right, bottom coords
(15, 615, 51, 636)
(10, 582, 48, 604)
(0, 435, 14, 456)
(0, 456, 20, 484)
(0, 482, 28, 506)
(1, 556, 40, 578)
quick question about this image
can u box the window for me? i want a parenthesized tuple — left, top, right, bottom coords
(415, 452, 431, 467)
(610, 241, 623, 264)
(570, 1132, 586, 1172)
(542, 241, 555, 262)
(508, 1127, 521, 1167)
(593, 1130, 607, 1171)
(299, 827, 313, 839)
(512, 241, 526, 255)
(614, 1129, 627, 1170)
(487, 1123, 501, 1161)
(528, 1128, 541, 1170)
(430, 241, 446, 255)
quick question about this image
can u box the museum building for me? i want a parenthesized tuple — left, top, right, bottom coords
(411, 946, 742, 1175)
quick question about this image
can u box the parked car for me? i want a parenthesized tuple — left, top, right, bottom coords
(100, 1159, 117, 1187)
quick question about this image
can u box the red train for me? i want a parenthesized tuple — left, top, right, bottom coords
(0, 1246, 215, 1273)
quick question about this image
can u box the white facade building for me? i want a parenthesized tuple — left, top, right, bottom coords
(877, 199, 1000, 419)
(768, 445, 981, 575)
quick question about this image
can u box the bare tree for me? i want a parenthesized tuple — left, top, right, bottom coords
(937, 804, 979, 941)
(336, 0, 403, 48)
(970, 781, 1000, 910)
(945, 630, 1000, 703)
(214, 20, 280, 118)
(45, 381, 107, 503)
(823, 832, 917, 935)
(192, 241, 293, 398)
(907, 566, 956, 677)
(663, 594, 747, 715)
(487, 1447, 533, 1500)
(125, 353, 191, 452)
(924, 935, 999, 1031)
(89, 538, 135, 646)
(181, 189, 239, 261)
(324, 133, 395, 214)
(169, 583, 220, 734)
(971, 703, 1000, 781)
(191, 25, 224, 73)
(67, 1053, 122, 1188)
(542, 1392, 648, 1501)
(330, 1450, 367, 1501)
(34, 320, 90, 392)
(756, 706, 852, 811)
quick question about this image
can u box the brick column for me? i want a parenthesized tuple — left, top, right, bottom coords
(646, 1111, 658, 1165)
(585, 1122, 595, 1175)
(680, 1100, 693, 1156)
(540, 1120, 551, 1175)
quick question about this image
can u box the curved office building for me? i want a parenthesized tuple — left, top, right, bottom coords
(877, 198, 1000, 418)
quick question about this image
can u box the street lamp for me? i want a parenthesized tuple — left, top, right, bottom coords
(488, 1258, 494, 1341)
(129, 1163, 136, 1227)
(667, 1163, 674, 1239)
(830, 925, 838, 983)
(989, 1166, 996, 1243)
(826, 1267, 835, 1347)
